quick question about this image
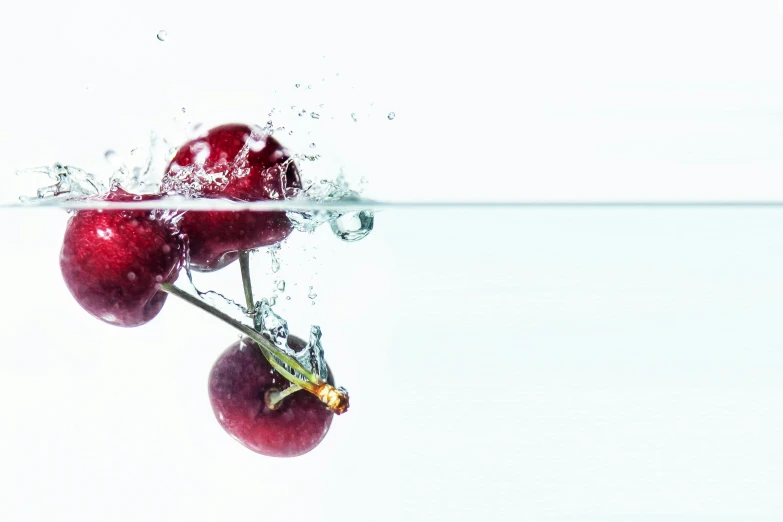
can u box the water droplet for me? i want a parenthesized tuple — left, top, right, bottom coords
(181, 107, 186, 113)
(350, 113, 358, 122)
(286, 296, 291, 301)
(295, 83, 301, 88)
(288, 130, 294, 135)
(330, 210, 374, 242)
(310, 112, 320, 119)
(307, 85, 312, 89)
(104, 150, 119, 162)
(309, 143, 316, 148)
(276, 280, 286, 292)
(319, 104, 325, 108)
(387, 112, 396, 120)
(157, 30, 168, 42)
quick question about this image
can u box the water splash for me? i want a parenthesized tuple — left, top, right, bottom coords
(17, 164, 105, 202)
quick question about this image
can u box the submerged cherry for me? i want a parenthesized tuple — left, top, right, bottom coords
(164, 124, 301, 271)
(208, 335, 333, 457)
(60, 192, 184, 327)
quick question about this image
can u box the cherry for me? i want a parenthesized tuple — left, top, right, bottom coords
(208, 335, 334, 457)
(164, 124, 301, 272)
(60, 191, 184, 327)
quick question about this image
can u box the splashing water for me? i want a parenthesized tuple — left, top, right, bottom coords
(18, 122, 375, 382)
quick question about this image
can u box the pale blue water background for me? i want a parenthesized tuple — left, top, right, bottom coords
(1, 205, 782, 521)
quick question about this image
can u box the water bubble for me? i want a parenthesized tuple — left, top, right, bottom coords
(307, 85, 312, 89)
(295, 83, 301, 88)
(286, 296, 291, 301)
(310, 112, 320, 119)
(276, 280, 286, 292)
(350, 113, 358, 122)
(330, 210, 374, 242)
(288, 130, 294, 135)
(181, 107, 186, 113)
(156, 30, 167, 42)
(310, 143, 316, 148)
(387, 112, 396, 120)
(270, 248, 281, 273)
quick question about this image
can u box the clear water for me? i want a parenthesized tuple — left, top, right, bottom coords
(2, 204, 783, 520)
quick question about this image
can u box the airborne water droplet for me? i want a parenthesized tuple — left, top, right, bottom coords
(387, 112, 396, 120)
(330, 210, 374, 242)
(157, 30, 167, 42)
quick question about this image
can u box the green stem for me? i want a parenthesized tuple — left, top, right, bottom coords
(265, 384, 303, 410)
(238, 250, 255, 312)
(160, 282, 322, 392)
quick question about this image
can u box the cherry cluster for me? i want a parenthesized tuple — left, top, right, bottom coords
(59, 124, 338, 457)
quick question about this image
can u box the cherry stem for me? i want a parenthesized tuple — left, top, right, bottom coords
(265, 384, 303, 410)
(238, 250, 255, 312)
(160, 282, 349, 414)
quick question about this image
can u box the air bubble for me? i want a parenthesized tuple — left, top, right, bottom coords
(295, 83, 301, 88)
(310, 143, 316, 148)
(387, 112, 396, 120)
(330, 210, 374, 242)
(156, 30, 168, 41)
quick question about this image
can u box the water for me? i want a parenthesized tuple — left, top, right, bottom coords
(2, 203, 783, 520)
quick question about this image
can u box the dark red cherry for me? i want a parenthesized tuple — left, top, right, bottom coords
(164, 124, 301, 271)
(208, 335, 333, 457)
(60, 192, 184, 327)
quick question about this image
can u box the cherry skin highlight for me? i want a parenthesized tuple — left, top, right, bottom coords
(208, 336, 333, 457)
(60, 195, 184, 327)
(164, 124, 301, 272)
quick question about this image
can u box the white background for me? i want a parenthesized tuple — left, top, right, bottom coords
(4, 1, 783, 522)
(4, 1, 783, 202)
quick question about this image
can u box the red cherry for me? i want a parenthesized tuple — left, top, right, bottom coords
(60, 192, 184, 327)
(164, 124, 301, 271)
(208, 336, 333, 457)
